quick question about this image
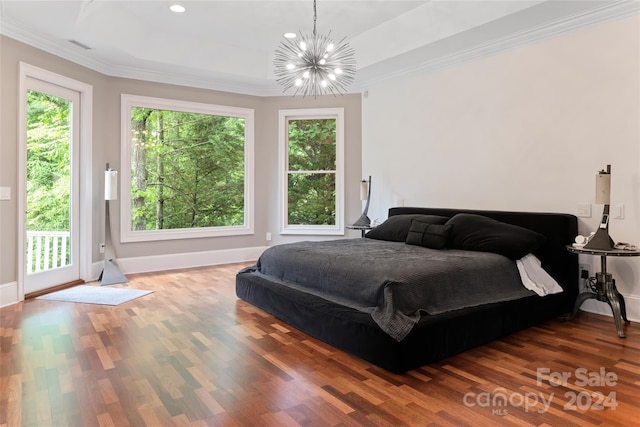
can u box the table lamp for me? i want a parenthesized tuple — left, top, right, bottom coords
(353, 176, 371, 227)
(584, 164, 615, 250)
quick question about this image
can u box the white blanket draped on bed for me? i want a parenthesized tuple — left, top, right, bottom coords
(516, 254, 563, 296)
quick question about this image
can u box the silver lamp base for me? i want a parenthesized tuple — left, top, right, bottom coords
(99, 259, 128, 286)
(583, 228, 615, 250)
(352, 213, 371, 227)
(101, 194, 127, 285)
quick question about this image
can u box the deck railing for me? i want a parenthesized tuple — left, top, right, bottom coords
(26, 231, 70, 274)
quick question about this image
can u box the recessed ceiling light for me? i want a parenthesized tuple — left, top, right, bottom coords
(284, 33, 297, 39)
(170, 4, 186, 13)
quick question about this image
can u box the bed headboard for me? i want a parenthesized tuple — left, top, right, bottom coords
(388, 207, 579, 301)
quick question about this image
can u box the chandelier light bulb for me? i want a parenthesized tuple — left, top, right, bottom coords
(273, 0, 356, 98)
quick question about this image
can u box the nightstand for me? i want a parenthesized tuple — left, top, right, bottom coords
(346, 225, 373, 237)
(566, 245, 640, 338)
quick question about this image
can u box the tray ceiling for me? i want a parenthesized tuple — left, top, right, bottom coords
(1, 1, 636, 96)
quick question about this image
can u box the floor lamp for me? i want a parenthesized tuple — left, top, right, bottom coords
(99, 164, 128, 285)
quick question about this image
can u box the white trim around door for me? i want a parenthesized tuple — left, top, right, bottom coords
(18, 63, 93, 300)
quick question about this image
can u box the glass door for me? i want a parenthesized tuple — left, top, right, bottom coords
(24, 79, 80, 294)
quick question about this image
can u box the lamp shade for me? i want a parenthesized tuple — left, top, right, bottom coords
(105, 170, 118, 201)
(360, 180, 369, 201)
(595, 172, 611, 205)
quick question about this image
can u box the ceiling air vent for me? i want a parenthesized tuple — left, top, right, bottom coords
(68, 40, 92, 50)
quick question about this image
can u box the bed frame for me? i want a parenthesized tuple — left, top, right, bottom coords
(236, 207, 579, 373)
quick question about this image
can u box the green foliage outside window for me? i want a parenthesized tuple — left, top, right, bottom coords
(26, 90, 71, 233)
(287, 119, 336, 226)
(130, 107, 245, 231)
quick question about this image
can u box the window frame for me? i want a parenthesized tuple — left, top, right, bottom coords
(279, 108, 344, 235)
(120, 94, 254, 242)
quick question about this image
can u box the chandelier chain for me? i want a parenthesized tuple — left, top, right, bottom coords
(313, 0, 317, 36)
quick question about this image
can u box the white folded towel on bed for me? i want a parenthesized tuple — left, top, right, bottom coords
(516, 254, 563, 296)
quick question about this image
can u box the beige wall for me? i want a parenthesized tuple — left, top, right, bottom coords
(260, 95, 363, 246)
(362, 15, 640, 317)
(1, 35, 111, 285)
(100, 77, 266, 260)
(0, 35, 362, 288)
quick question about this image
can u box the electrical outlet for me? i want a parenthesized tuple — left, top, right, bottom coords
(99, 243, 105, 253)
(266, 232, 272, 241)
(579, 263, 589, 279)
(0, 187, 10, 201)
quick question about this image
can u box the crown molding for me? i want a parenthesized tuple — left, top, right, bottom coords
(353, 1, 640, 92)
(0, 15, 277, 96)
(1, 16, 109, 74)
(2, 1, 638, 97)
(102, 63, 277, 97)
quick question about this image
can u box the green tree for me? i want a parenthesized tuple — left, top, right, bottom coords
(130, 107, 246, 231)
(287, 119, 336, 225)
(26, 90, 71, 232)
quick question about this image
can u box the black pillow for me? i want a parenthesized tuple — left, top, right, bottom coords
(365, 214, 449, 242)
(446, 213, 546, 260)
(406, 219, 453, 249)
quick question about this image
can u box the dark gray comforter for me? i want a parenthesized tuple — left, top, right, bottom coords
(247, 239, 534, 341)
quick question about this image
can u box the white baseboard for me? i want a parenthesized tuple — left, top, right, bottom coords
(1, 247, 266, 307)
(89, 246, 267, 281)
(579, 293, 640, 323)
(0, 281, 18, 308)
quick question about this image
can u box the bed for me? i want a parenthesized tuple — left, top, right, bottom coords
(236, 207, 579, 373)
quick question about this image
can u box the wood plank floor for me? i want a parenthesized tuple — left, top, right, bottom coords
(1, 263, 639, 426)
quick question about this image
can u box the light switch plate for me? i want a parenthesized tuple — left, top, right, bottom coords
(613, 204, 624, 219)
(576, 204, 591, 218)
(0, 187, 10, 201)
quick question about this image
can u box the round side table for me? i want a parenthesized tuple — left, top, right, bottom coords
(346, 225, 373, 237)
(566, 245, 640, 338)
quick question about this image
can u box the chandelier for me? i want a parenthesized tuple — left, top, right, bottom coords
(273, 0, 356, 98)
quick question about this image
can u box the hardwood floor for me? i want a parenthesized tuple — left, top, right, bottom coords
(1, 263, 639, 426)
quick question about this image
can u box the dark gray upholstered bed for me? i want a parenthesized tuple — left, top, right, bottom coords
(236, 207, 579, 373)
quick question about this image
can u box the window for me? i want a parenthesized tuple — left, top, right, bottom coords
(279, 108, 344, 235)
(121, 94, 254, 242)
